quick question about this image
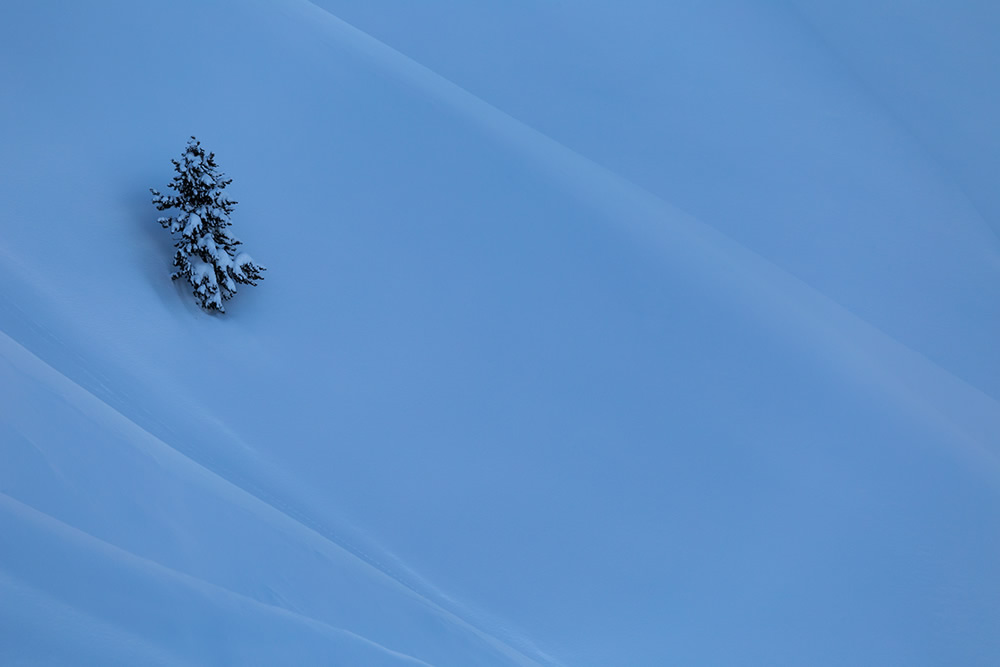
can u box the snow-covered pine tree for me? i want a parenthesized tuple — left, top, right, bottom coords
(151, 137, 265, 312)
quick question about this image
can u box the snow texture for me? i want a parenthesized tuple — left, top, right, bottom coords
(0, 0, 998, 665)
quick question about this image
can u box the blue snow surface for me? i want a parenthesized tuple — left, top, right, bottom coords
(1, 0, 999, 664)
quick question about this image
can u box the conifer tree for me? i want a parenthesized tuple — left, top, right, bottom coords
(151, 137, 265, 312)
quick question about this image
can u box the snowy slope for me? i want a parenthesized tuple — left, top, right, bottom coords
(1, 1, 999, 665)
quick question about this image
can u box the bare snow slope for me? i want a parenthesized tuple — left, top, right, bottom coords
(1, 0, 999, 665)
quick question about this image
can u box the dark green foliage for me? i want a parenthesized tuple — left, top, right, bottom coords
(151, 137, 264, 312)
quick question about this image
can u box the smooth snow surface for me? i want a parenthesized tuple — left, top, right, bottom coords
(1, 1, 999, 665)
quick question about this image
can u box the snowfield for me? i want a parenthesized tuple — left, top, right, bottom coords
(1, 1, 998, 665)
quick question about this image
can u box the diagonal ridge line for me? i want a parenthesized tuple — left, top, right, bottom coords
(0, 492, 435, 667)
(0, 327, 548, 666)
(296, 0, 1000, 416)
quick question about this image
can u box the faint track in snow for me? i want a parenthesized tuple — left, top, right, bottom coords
(294, 0, 1000, 477)
(0, 493, 434, 667)
(0, 250, 555, 664)
(0, 324, 549, 667)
